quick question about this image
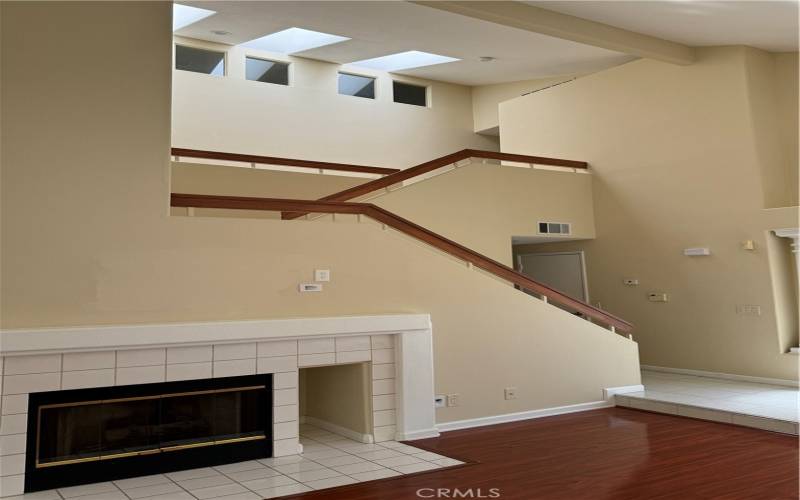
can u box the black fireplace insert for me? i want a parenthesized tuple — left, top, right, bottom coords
(25, 374, 272, 492)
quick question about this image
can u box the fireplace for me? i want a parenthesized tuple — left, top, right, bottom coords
(0, 315, 435, 498)
(24, 374, 272, 492)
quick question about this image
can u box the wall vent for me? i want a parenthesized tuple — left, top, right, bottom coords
(538, 222, 571, 235)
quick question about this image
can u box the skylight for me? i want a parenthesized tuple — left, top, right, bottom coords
(349, 51, 460, 72)
(240, 28, 350, 54)
(173, 4, 216, 31)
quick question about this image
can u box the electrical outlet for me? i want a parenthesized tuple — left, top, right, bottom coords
(504, 387, 517, 400)
(736, 304, 761, 316)
(434, 395, 446, 408)
(314, 269, 330, 282)
(446, 394, 459, 407)
(647, 292, 669, 302)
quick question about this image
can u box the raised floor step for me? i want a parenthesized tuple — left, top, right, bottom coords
(615, 370, 798, 435)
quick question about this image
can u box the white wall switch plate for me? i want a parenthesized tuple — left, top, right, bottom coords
(504, 387, 517, 400)
(648, 292, 669, 302)
(683, 247, 711, 256)
(623, 278, 639, 286)
(314, 269, 330, 282)
(299, 283, 323, 292)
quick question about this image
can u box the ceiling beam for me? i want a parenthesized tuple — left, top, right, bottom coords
(411, 1, 695, 65)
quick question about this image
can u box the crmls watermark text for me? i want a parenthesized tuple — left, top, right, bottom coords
(416, 488, 501, 498)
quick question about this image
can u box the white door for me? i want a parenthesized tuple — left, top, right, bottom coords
(516, 252, 589, 302)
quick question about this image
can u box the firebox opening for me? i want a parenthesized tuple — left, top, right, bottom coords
(25, 374, 272, 493)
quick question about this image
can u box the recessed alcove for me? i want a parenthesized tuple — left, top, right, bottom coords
(299, 363, 373, 443)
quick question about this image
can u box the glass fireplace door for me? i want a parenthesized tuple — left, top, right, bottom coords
(35, 384, 268, 469)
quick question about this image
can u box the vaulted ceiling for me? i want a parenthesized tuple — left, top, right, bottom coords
(175, 1, 797, 86)
(525, 1, 798, 53)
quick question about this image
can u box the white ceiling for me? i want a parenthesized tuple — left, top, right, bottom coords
(176, 1, 635, 86)
(525, 1, 799, 52)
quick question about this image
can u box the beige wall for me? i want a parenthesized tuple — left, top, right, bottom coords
(471, 75, 580, 134)
(171, 161, 365, 219)
(172, 161, 596, 266)
(172, 36, 498, 170)
(744, 49, 799, 208)
(1, 2, 640, 424)
(502, 47, 799, 380)
(375, 164, 594, 266)
(172, 163, 364, 199)
(773, 52, 798, 207)
(301, 364, 372, 435)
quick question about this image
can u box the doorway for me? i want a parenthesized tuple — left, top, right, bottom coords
(516, 251, 589, 302)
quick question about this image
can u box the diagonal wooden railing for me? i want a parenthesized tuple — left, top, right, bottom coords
(280, 149, 588, 220)
(171, 193, 631, 334)
(171, 147, 401, 176)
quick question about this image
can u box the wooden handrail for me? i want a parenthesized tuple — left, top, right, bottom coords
(171, 148, 402, 176)
(281, 149, 588, 220)
(171, 193, 631, 333)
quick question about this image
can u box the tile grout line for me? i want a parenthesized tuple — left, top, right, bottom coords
(164, 474, 201, 500)
(118, 483, 132, 500)
(214, 462, 296, 496)
(164, 473, 226, 500)
(59, 354, 64, 391)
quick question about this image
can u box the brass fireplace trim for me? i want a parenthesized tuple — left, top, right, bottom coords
(37, 385, 266, 410)
(35, 385, 267, 469)
(35, 435, 266, 468)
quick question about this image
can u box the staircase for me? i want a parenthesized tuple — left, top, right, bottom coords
(170, 147, 633, 336)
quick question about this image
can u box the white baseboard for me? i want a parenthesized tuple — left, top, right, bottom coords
(396, 428, 440, 441)
(642, 365, 799, 388)
(302, 416, 374, 444)
(436, 400, 612, 433)
(604, 385, 645, 400)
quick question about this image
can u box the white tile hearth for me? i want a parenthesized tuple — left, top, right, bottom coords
(616, 370, 799, 434)
(3, 424, 464, 500)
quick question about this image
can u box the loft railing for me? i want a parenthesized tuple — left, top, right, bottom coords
(171, 193, 632, 334)
(171, 147, 401, 176)
(280, 149, 588, 220)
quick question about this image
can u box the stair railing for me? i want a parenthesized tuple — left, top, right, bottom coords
(280, 149, 588, 220)
(171, 147, 401, 176)
(171, 193, 632, 335)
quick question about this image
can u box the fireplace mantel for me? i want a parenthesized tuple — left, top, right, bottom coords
(0, 314, 431, 355)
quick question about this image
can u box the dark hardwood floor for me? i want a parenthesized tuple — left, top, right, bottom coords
(284, 407, 798, 500)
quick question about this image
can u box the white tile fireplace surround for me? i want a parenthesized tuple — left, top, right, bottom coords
(0, 314, 438, 498)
